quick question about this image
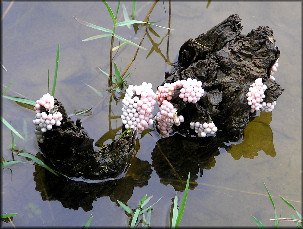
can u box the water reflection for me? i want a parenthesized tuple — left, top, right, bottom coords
(33, 155, 152, 211)
(227, 112, 276, 159)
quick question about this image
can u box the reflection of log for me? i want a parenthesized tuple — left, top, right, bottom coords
(39, 99, 137, 180)
(34, 155, 152, 211)
(164, 14, 283, 141)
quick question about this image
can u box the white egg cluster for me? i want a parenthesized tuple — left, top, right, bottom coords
(261, 101, 277, 112)
(270, 58, 279, 81)
(246, 78, 267, 113)
(190, 121, 217, 137)
(33, 93, 63, 143)
(178, 78, 204, 103)
(156, 78, 204, 105)
(121, 82, 157, 131)
(156, 100, 184, 138)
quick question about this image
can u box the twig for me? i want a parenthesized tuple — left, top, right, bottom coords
(2, 1, 14, 21)
(270, 218, 302, 223)
(166, 0, 171, 63)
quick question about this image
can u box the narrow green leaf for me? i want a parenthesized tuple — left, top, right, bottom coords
(102, 0, 116, 24)
(113, 63, 122, 85)
(280, 196, 302, 220)
(171, 195, 178, 228)
(52, 44, 60, 97)
(117, 200, 133, 215)
(74, 16, 113, 33)
(11, 130, 15, 150)
(114, 33, 146, 50)
(112, 42, 128, 52)
(1, 213, 18, 219)
(139, 194, 147, 208)
(122, 4, 131, 29)
(141, 195, 153, 209)
(2, 95, 35, 106)
(263, 182, 278, 228)
(84, 214, 93, 228)
(85, 83, 103, 97)
(115, 1, 120, 21)
(2, 117, 24, 140)
(148, 26, 160, 38)
(2, 160, 23, 169)
(116, 20, 147, 27)
(251, 216, 265, 228)
(131, 0, 136, 20)
(2, 82, 12, 95)
(82, 34, 112, 42)
(290, 213, 302, 227)
(18, 152, 58, 176)
(175, 172, 190, 227)
(97, 67, 110, 77)
(140, 197, 162, 214)
(131, 208, 140, 228)
(74, 108, 92, 116)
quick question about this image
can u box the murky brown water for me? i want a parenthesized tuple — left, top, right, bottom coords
(2, 1, 301, 227)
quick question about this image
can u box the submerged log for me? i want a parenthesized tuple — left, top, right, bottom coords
(38, 99, 137, 180)
(164, 14, 283, 140)
(37, 14, 283, 182)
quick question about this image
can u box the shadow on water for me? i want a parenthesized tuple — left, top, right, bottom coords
(32, 108, 276, 211)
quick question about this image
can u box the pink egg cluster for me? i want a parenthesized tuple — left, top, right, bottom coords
(33, 93, 63, 143)
(246, 78, 267, 113)
(261, 101, 277, 112)
(156, 100, 184, 137)
(178, 78, 204, 103)
(156, 78, 204, 105)
(121, 82, 157, 131)
(190, 121, 217, 137)
(270, 58, 279, 81)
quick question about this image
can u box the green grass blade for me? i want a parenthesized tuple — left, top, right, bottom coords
(140, 197, 162, 214)
(141, 195, 153, 209)
(263, 182, 278, 227)
(280, 196, 302, 220)
(171, 195, 178, 228)
(122, 4, 131, 29)
(115, 1, 120, 21)
(117, 200, 133, 215)
(2, 95, 35, 106)
(2, 117, 24, 140)
(52, 44, 60, 97)
(2, 82, 12, 95)
(74, 16, 113, 33)
(74, 108, 92, 116)
(2, 160, 23, 169)
(18, 152, 58, 176)
(85, 83, 103, 97)
(175, 172, 190, 227)
(113, 63, 122, 85)
(82, 34, 112, 42)
(113, 33, 146, 50)
(1, 213, 18, 219)
(112, 42, 128, 52)
(139, 194, 147, 208)
(144, 209, 151, 227)
(132, 0, 136, 20)
(11, 130, 15, 150)
(97, 67, 110, 77)
(130, 208, 140, 228)
(102, 1, 116, 24)
(116, 20, 147, 27)
(251, 216, 265, 228)
(84, 214, 93, 228)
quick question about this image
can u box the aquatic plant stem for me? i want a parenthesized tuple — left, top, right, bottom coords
(166, 0, 171, 63)
(120, 0, 159, 79)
